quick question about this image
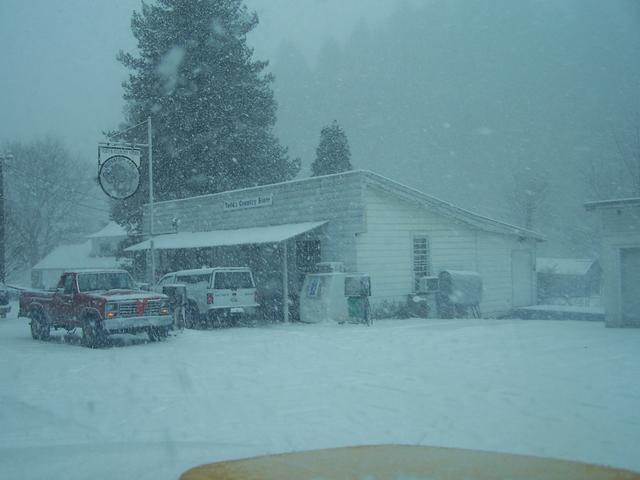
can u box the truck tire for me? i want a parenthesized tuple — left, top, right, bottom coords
(82, 316, 108, 348)
(147, 326, 168, 342)
(208, 310, 225, 329)
(184, 301, 199, 329)
(30, 309, 50, 341)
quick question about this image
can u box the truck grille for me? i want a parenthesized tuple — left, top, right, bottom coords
(117, 300, 163, 317)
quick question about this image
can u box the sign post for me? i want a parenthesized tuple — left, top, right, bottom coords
(99, 116, 156, 284)
(147, 117, 156, 285)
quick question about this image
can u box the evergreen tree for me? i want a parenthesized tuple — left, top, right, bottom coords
(111, 0, 299, 230)
(311, 120, 352, 176)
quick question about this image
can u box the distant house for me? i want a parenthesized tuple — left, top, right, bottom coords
(536, 257, 602, 306)
(31, 222, 127, 289)
(585, 198, 640, 327)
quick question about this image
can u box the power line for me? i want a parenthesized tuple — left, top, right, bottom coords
(13, 195, 109, 215)
(3, 163, 111, 214)
(4, 163, 95, 198)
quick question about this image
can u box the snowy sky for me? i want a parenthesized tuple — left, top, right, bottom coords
(0, 0, 400, 162)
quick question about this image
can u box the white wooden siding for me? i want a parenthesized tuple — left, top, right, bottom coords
(601, 208, 640, 236)
(357, 187, 475, 306)
(357, 187, 536, 317)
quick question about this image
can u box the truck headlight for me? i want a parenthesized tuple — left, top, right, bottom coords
(159, 302, 170, 315)
(105, 302, 118, 319)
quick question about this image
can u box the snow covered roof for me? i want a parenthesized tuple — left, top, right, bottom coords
(536, 257, 598, 276)
(584, 197, 640, 210)
(361, 171, 545, 240)
(32, 240, 122, 270)
(125, 221, 327, 252)
(86, 221, 127, 239)
(148, 170, 543, 240)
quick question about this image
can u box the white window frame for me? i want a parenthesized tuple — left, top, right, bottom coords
(412, 234, 431, 291)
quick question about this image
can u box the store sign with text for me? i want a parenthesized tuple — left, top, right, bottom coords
(223, 194, 273, 211)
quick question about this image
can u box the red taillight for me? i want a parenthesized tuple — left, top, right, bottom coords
(207, 293, 214, 304)
(254, 291, 258, 304)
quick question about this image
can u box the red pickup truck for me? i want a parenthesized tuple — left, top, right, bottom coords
(19, 269, 173, 347)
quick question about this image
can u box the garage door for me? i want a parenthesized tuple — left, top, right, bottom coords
(512, 250, 533, 307)
(621, 247, 640, 325)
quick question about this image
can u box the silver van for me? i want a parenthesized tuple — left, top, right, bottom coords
(154, 267, 259, 327)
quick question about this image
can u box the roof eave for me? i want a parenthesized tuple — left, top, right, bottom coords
(585, 197, 640, 211)
(363, 172, 545, 241)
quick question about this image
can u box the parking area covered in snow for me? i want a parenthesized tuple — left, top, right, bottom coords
(1, 309, 639, 480)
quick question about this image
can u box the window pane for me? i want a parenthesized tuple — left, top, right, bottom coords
(213, 272, 254, 289)
(413, 235, 431, 290)
(176, 274, 210, 285)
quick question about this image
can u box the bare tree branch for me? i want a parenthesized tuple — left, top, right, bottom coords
(503, 167, 550, 230)
(3, 138, 101, 277)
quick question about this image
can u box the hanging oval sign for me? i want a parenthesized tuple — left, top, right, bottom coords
(98, 155, 141, 200)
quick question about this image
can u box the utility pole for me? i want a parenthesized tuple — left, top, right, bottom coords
(0, 153, 11, 284)
(148, 116, 156, 285)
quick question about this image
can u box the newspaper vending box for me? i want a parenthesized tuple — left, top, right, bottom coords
(300, 272, 371, 324)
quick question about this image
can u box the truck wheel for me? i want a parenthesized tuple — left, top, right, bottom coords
(30, 310, 50, 341)
(147, 327, 168, 342)
(29, 317, 40, 340)
(184, 302, 199, 329)
(209, 311, 225, 329)
(147, 328, 159, 342)
(82, 316, 108, 348)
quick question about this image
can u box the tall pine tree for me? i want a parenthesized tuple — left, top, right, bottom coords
(311, 120, 352, 176)
(111, 0, 299, 230)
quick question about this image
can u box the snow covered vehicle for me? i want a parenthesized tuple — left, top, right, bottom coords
(0, 283, 11, 318)
(154, 267, 259, 327)
(18, 269, 173, 347)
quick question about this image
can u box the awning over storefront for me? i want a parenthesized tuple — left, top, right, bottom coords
(124, 221, 328, 252)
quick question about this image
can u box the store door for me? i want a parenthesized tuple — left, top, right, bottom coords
(512, 250, 533, 307)
(621, 247, 640, 325)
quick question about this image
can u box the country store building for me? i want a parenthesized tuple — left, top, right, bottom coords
(126, 170, 542, 320)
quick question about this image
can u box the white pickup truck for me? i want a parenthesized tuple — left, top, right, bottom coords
(154, 267, 259, 328)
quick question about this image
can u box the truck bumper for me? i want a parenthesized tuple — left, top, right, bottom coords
(207, 305, 259, 316)
(103, 315, 173, 332)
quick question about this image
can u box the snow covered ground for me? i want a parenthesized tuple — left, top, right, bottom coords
(1, 305, 639, 480)
(518, 304, 605, 314)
